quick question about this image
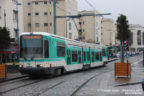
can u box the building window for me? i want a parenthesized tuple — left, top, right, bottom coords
(12, 0, 17, 4)
(50, 12, 52, 15)
(44, 1, 47, 4)
(13, 10, 17, 21)
(49, 1, 51, 4)
(50, 23, 52, 26)
(14, 28, 18, 38)
(27, 2, 31, 5)
(28, 13, 31, 16)
(28, 23, 31, 27)
(35, 23, 40, 27)
(35, 12, 39, 16)
(44, 23, 48, 27)
(69, 33, 72, 39)
(137, 30, 141, 45)
(69, 22, 71, 30)
(83, 21, 85, 24)
(35, 2, 38, 5)
(57, 42, 65, 57)
(44, 12, 48, 16)
(72, 51, 77, 62)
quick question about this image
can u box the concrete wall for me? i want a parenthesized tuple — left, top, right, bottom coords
(78, 10, 102, 44)
(23, 0, 78, 39)
(101, 18, 116, 46)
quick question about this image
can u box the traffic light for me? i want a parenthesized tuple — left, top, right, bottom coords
(124, 41, 129, 51)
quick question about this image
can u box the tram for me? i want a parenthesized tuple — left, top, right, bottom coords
(19, 32, 108, 76)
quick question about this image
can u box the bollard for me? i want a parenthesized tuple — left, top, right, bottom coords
(142, 80, 144, 91)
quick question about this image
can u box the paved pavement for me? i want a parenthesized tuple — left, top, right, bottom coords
(0, 72, 26, 83)
(77, 58, 144, 96)
(0, 57, 143, 96)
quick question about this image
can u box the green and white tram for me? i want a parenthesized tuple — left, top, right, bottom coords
(19, 32, 108, 76)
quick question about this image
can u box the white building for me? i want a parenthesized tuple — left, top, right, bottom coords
(0, 0, 23, 40)
(129, 24, 144, 52)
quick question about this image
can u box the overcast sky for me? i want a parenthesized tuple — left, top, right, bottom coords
(78, 0, 144, 26)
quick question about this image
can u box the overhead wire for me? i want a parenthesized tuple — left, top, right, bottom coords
(84, 0, 95, 10)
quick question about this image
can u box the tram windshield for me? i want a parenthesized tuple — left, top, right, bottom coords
(20, 35, 43, 59)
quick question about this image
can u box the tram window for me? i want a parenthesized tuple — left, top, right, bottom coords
(67, 49, 71, 64)
(102, 49, 106, 56)
(87, 52, 90, 61)
(72, 51, 77, 62)
(57, 42, 65, 57)
(100, 53, 102, 61)
(92, 52, 95, 62)
(84, 52, 86, 61)
(78, 51, 81, 63)
(44, 40, 49, 58)
(95, 52, 99, 60)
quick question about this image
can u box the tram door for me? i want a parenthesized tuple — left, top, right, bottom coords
(67, 49, 71, 64)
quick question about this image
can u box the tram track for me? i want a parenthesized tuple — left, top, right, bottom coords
(0, 75, 28, 84)
(33, 81, 65, 96)
(0, 79, 43, 95)
(70, 70, 112, 96)
(0, 55, 142, 96)
(70, 55, 142, 96)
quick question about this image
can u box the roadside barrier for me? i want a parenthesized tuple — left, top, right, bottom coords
(0, 64, 7, 79)
(115, 62, 131, 79)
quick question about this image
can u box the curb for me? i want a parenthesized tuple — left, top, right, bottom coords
(0, 75, 28, 83)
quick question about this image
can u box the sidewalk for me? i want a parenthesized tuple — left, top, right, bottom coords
(77, 60, 144, 96)
(0, 72, 26, 83)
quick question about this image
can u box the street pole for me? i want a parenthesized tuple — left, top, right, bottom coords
(53, 0, 57, 35)
(16, 2, 21, 61)
(4, 10, 6, 27)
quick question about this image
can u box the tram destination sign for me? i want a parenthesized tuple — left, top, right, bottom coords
(23, 36, 41, 39)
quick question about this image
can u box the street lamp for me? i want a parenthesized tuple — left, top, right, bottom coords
(16, 2, 22, 60)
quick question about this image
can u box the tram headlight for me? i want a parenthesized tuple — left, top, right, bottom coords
(19, 64, 23, 68)
(40, 64, 43, 67)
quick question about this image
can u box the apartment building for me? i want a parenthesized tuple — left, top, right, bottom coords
(23, 0, 78, 39)
(129, 24, 144, 52)
(0, 0, 24, 62)
(101, 18, 116, 46)
(0, 0, 23, 40)
(78, 10, 102, 44)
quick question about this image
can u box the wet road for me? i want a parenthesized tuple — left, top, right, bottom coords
(0, 55, 143, 96)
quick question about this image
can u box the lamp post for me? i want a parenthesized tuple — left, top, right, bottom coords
(16, 2, 22, 60)
(53, 0, 57, 35)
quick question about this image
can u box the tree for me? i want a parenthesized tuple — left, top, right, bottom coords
(0, 27, 11, 64)
(116, 14, 131, 62)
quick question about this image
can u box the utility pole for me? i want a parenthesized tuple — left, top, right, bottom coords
(53, 0, 57, 35)
(16, 2, 21, 60)
(4, 10, 6, 27)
